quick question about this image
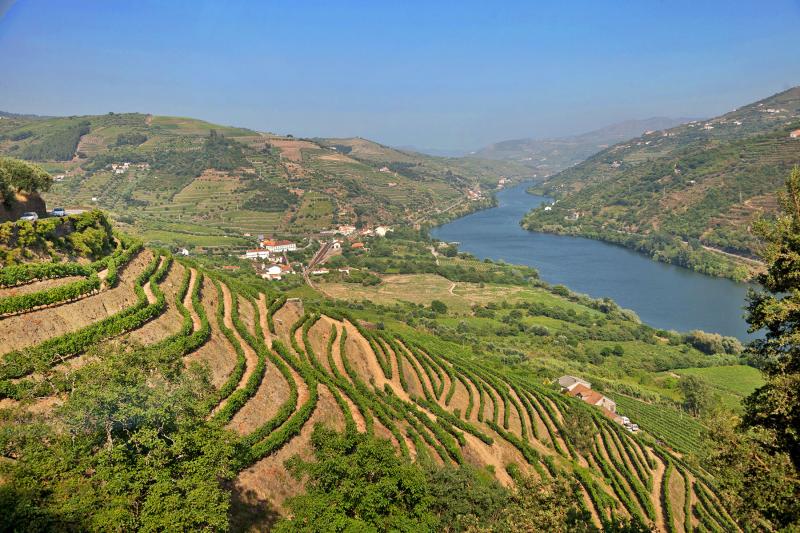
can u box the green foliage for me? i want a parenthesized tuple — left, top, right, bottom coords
(0, 273, 100, 315)
(0, 349, 236, 532)
(678, 375, 715, 417)
(0, 157, 51, 203)
(114, 132, 147, 147)
(20, 119, 90, 161)
(275, 425, 506, 533)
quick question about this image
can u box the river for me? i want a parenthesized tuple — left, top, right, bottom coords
(431, 182, 755, 340)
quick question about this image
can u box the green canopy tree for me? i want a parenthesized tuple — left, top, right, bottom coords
(744, 165, 800, 469)
(703, 167, 800, 530)
(0, 157, 52, 205)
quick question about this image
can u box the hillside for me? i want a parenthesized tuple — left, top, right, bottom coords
(523, 87, 800, 280)
(0, 112, 529, 250)
(0, 212, 753, 531)
(471, 117, 692, 175)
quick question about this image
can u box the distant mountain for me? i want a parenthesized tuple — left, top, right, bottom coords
(523, 86, 800, 280)
(394, 145, 469, 158)
(471, 117, 695, 175)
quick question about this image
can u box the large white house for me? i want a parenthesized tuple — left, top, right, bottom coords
(260, 239, 297, 253)
(245, 249, 271, 260)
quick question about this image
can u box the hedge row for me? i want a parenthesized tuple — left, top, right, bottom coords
(300, 317, 356, 435)
(683, 467, 693, 533)
(403, 339, 457, 406)
(414, 397, 493, 445)
(208, 281, 248, 417)
(598, 425, 655, 522)
(379, 387, 453, 464)
(0, 262, 92, 287)
(574, 463, 617, 519)
(323, 324, 375, 434)
(0, 252, 168, 385)
(0, 273, 100, 316)
(266, 294, 286, 334)
(591, 443, 646, 525)
(337, 327, 410, 458)
(237, 297, 300, 449)
(661, 459, 677, 533)
(245, 337, 319, 466)
(486, 420, 547, 479)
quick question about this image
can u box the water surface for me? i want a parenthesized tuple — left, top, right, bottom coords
(431, 182, 754, 339)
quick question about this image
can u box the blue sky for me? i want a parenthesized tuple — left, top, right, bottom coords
(1, 0, 799, 151)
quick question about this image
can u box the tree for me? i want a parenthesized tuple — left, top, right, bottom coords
(0, 348, 236, 532)
(0, 157, 52, 205)
(477, 473, 595, 532)
(276, 426, 438, 532)
(703, 168, 800, 531)
(430, 300, 448, 314)
(744, 166, 800, 470)
(679, 375, 714, 417)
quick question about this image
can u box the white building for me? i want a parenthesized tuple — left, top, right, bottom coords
(260, 240, 297, 253)
(245, 249, 271, 260)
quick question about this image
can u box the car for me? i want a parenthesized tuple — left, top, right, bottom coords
(19, 212, 38, 222)
(51, 207, 66, 217)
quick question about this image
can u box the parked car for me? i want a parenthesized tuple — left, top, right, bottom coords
(19, 212, 38, 222)
(51, 207, 66, 217)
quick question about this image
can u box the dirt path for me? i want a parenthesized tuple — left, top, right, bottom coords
(257, 293, 272, 346)
(141, 256, 163, 305)
(184, 268, 201, 331)
(211, 283, 259, 417)
(649, 449, 667, 532)
(342, 320, 410, 401)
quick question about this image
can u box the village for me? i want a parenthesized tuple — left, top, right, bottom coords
(222, 223, 393, 282)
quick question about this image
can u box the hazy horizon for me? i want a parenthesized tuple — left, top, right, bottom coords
(1, 0, 799, 150)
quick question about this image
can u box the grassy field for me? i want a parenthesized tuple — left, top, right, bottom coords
(675, 364, 764, 411)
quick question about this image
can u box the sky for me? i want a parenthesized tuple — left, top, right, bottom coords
(1, 0, 799, 151)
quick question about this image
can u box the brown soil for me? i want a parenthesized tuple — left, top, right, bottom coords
(184, 277, 236, 389)
(649, 449, 667, 532)
(232, 383, 345, 518)
(272, 300, 303, 343)
(123, 261, 185, 345)
(228, 340, 291, 436)
(0, 250, 152, 353)
(239, 297, 256, 337)
(184, 269, 201, 331)
(212, 284, 259, 419)
(669, 467, 686, 533)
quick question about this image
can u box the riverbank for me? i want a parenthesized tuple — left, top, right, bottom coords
(522, 189, 761, 283)
(431, 181, 755, 339)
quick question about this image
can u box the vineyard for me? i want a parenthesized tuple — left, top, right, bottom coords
(0, 241, 741, 532)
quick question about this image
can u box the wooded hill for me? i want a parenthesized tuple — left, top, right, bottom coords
(0, 112, 529, 249)
(524, 87, 800, 280)
(0, 212, 756, 531)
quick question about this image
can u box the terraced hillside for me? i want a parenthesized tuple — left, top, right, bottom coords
(524, 86, 800, 280)
(0, 226, 743, 531)
(0, 112, 529, 249)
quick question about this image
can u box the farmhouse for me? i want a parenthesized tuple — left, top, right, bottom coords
(790, 129, 800, 139)
(567, 383, 617, 413)
(351, 242, 365, 250)
(337, 225, 356, 236)
(260, 239, 297, 253)
(558, 375, 591, 392)
(374, 226, 390, 237)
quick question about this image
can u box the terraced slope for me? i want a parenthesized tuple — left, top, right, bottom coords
(0, 247, 740, 532)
